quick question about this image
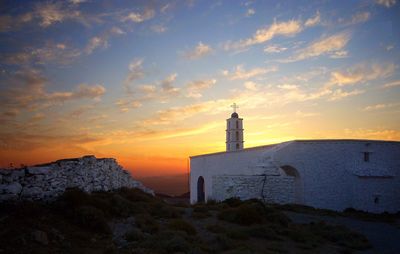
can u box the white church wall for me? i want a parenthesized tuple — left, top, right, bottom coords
(190, 145, 277, 203)
(351, 176, 398, 213)
(191, 140, 400, 213)
(212, 175, 264, 201)
(273, 140, 400, 213)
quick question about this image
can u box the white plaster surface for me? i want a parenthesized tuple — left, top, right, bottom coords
(190, 140, 400, 213)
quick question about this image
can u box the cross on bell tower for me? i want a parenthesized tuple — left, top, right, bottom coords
(231, 103, 239, 113)
(226, 103, 244, 151)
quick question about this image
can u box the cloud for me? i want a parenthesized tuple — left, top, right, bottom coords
(363, 102, 400, 111)
(151, 24, 167, 33)
(223, 19, 303, 50)
(383, 80, 400, 88)
(328, 89, 364, 101)
(123, 58, 144, 93)
(186, 79, 217, 98)
(287, 32, 351, 62)
(184, 42, 213, 60)
(350, 12, 370, 24)
(244, 81, 259, 91)
(246, 8, 255, 17)
(0, 69, 105, 119)
(161, 73, 179, 94)
(2, 42, 82, 66)
(329, 50, 348, 59)
(264, 45, 288, 53)
(329, 63, 396, 86)
(122, 9, 155, 23)
(34, 2, 82, 27)
(375, 0, 397, 7)
(115, 99, 142, 112)
(344, 128, 400, 140)
(305, 11, 320, 27)
(278, 84, 298, 90)
(222, 65, 278, 80)
(85, 27, 125, 54)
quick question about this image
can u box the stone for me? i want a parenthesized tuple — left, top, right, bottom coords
(27, 166, 51, 175)
(0, 182, 22, 194)
(0, 155, 153, 202)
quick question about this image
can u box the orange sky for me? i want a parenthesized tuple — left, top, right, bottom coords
(1, 1, 400, 178)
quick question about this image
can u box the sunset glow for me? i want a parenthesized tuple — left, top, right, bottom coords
(1, 0, 399, 181)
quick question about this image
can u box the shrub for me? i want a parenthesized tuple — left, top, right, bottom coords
(118, 187, 154, 203)
(138, 231, 192, 253)
(135, 214, 159, 234)
(148, 202, 181, 219)
(167, 219, 197, 235)
(192, 205, 211, 219)
(217, 202, 267, 225)
(226, 229, 249, 240)
(206, 224, 226, 234)
(244, 225, 281, 241)
(223, 197, 242, 207)
(61, 188, 90, 208)
(73, 205, 110, 234)
(125, 228, 145, 242)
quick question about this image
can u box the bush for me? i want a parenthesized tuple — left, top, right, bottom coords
(118, 187, 154, 203)
(226, 229, 249, 240)
(192, 205, 211, 219)
(244, 225, 281, 241)
(217, 202, 267, 225)
(135, 214, 159, 234)
(125, 228, 145, 242)
(61, 188, 91, 208)
(73, 205, 110, 234)
(139, 231, 193, 253)
(206, 224, 226, 234)
(223, 197, 243, 207)
(168, 219, 197, 235)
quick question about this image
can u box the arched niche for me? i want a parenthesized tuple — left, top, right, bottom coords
(280, 165, 303, 204)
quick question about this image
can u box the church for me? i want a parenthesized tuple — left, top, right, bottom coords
(190, 105, 400, 213)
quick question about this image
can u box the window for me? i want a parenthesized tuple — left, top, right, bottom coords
(236, 131, 239, 140)
(364, 152, 370, 162)
(228, 122, 230, 129)
(236, 143, 240, 149)
(236, 121, 239, 129)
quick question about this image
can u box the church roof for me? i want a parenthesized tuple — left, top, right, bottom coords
(231, 112, 239, 118)
(190, 139, 400, 158)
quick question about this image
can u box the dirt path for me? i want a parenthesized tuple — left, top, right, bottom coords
(285, 211, 400, 254)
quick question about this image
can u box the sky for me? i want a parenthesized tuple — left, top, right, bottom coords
(0, 0, 399, 179)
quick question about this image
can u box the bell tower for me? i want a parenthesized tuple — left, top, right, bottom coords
(226, 103, 244, 151)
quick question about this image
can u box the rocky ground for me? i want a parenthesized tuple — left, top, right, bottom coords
(0, 188, 397, 253)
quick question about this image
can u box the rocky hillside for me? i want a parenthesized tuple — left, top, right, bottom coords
(0, 155, 153, 202)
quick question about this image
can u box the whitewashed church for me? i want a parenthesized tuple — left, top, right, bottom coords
(190, 105, 400, 213)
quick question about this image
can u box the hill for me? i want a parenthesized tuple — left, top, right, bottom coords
(0, 187, 373, 253)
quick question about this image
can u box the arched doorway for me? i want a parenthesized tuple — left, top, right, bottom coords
(281, 165, 303, 204)
(197, 176, 205, 203)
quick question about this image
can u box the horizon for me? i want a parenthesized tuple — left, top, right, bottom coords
(1, 0, 399, 186)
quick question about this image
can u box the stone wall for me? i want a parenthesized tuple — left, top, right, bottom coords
(0, 155, 153, 202)
(211, 175, 294, 204)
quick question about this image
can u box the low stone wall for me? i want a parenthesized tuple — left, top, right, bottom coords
(211, 175, 294, 204)
(0, 155, 153, 202)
